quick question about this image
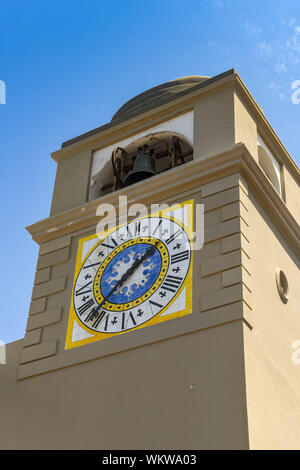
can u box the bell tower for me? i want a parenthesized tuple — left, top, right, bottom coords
(1, 70, 300, 450)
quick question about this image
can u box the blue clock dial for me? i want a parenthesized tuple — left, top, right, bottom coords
(100, 243, 162, 304)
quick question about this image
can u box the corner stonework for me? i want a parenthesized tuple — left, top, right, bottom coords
(19, 235, 72, 369)
(199, 173, 252, 327)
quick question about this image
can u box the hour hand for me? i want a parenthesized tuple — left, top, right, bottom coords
(97, 269, 130, 310)
(87, 276, 124, 322)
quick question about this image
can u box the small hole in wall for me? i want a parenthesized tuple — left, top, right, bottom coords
(276, 268, 289, 304)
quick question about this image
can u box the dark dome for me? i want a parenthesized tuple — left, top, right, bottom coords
(111, 75, 210, 122)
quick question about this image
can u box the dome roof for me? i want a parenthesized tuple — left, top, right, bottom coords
(63, 72, 243, 149)
(111, 75, 210, 122)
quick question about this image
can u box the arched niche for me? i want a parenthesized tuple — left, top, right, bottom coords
(257, 136, 281, 196)
(89, 111, 194, 200)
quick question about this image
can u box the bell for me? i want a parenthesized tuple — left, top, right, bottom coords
(124, 145, 157, 187)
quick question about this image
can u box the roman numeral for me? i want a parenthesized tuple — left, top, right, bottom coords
(152, 219, 162, 235)
(83, 262, 101, 269)
(101, 237, 118, 249)
(165, 229, 182, 245)
(122, 311, 126, 330)
(129, 311, 136, 326)
(149, 300, 163, 309)
(77, 298, 95, 316)
(126, 222, 141, 238)
(161, 275, 183, 292)
(92, 310, 107, 329)
(75, 280, 92, 296)
(120, 311, 137, 330)
(134, 222, 141, 236)
(171, 250, 189, 264)
(104, 314, 109, 331)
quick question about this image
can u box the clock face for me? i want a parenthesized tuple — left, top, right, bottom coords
(65, 200, 193, 349)
(73, 217, 191, 333)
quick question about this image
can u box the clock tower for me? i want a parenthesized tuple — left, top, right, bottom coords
(1, 70, 300, 449)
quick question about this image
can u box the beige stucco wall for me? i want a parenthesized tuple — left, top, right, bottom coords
(50, 148, 93, 215)
(244, 188, 300, 449)
(0, 322, 249, 450)
(193, 87, 235, 160)
(234, 91, 258, 162)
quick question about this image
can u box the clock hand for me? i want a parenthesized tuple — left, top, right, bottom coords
(88, 240, 159, 323)
(88, 271, 129, 321)
(103, 240, 158, 304)
(100, 270, 129, 306)
(123, 240, 159, 278)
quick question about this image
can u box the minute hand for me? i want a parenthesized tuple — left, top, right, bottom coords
(124, 240, 159, 278)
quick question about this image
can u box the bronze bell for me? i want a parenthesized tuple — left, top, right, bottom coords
(124, 145, 156, 187)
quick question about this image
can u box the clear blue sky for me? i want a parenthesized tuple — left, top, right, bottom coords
(1, 0, 299, 343)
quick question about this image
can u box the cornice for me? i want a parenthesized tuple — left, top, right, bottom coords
(27, 143, 300, 256)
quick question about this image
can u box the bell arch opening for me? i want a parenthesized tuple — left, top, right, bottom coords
(90, 131, 193, 199)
